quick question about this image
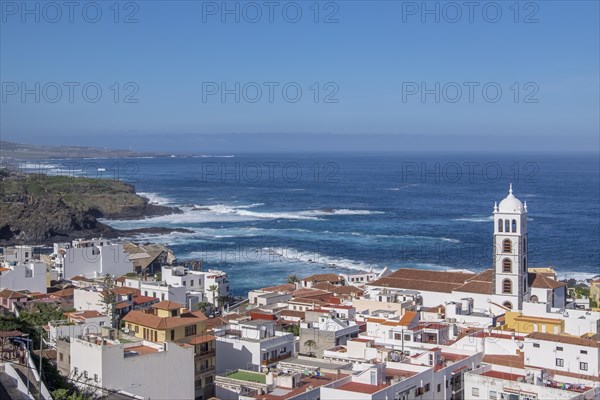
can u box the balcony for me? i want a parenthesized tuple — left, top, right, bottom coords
(261, 352, 292, 366)
(196, 365, 216, 376)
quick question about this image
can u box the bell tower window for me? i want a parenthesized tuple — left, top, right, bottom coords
(503, 239, 512, 253)
(502, 258, 512, 273)
(502, 279, 512, 294)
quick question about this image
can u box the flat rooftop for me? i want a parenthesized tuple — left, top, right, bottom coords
(279, 356, 351, 370)
(226, 370, 266, 384)
(336, 382, 387, 394)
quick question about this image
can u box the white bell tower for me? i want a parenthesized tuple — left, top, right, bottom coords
(493, 184, 528, 310)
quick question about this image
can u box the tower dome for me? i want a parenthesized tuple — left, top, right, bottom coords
(497, 184, 525, 213)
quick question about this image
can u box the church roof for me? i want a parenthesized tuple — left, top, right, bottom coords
(369, 269, 476, 293)
(453, 269, 494, 294)
(528, 273, 566, 290)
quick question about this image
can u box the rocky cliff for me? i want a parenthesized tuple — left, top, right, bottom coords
(0, 172, 182, 244)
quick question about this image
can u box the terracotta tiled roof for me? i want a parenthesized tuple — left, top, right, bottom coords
(313, 282, 364, 296)
(260, 283, 296, 293)
(113, 287, 140, 296)
(67, 310, 105, 320)
(302, 273, 342, 283)
(399, 311, 418, 325)
(528, 273, 566, 290)
(115, 276, 127, 283)
(369, 268, 477, 293)
(123, 309, 206, 330)
(153, 300, 183, 310)
(204, 317, 228, 331)
(187, 334, 216, 344)
(115, 301, 131, 310)
(0, 289, 27, 299)
(279, 310, 305, 319)
(483, 353, 525, 369)
(387, 268, 476, 284)
(71, 276, 91, 282)
(454, 269, 494, 294)
(50, 288, 75, 298)
(132, 295, 157, 305)
(527, 332, 600, 348)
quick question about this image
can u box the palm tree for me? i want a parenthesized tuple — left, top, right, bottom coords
(303, 339, 316, 357)
(287, 274, 300, 284)
(208, 285, 219, 308)
(196, 301, 212, 314)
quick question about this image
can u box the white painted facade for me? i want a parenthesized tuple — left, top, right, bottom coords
(0, 261, 47, 293)
(522, 301, 600, 335)
(162, 266, 229, 306)
(73, 288, 104, 312)
(70, 336, 194, 400)
(214, 320, 295, 373)
(54, 239, 133, 280)
(492, 184, 529, 311)
(464, 365, 600, 400)
(523, 336, 600, 378)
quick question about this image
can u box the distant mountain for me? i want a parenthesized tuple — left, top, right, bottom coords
(0, 140, 162, 160)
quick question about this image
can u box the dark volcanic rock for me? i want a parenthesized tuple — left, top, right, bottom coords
(0, 173, 182, 245)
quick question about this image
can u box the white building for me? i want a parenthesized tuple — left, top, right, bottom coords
(0, 261, 47, 293)
(162, 265, 229, 307)
(214, 320, 295, 373)
(523, 332, 600, 379)
(366, 186, 568, 316)
(320, 346, 483, 400)
(125, 278, 189, 306)
(69, 334, 194, 399)
(47, 310, 111, 346)
(54, 238, 133, 280)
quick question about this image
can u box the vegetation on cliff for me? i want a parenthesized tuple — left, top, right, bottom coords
(0, 172, 180, 244)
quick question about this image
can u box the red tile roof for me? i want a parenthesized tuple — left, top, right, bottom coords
(0, 289, 27, 299)
(302, 273, 342, 283)
(527, 332, 600, 348)
(123, 309, 207, 330)
(528, 273, 566, 290)
(153, 300, 183, 310)
(336, 382, 386, 394)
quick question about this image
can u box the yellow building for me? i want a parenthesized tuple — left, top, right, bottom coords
(502, 311, 564, 335)
(122, 300, 216, 398)
(123, 300, 208, 342)
(590, 279, 600, 305)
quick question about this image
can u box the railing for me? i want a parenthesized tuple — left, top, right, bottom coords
(261, 352, 292, 366)
(197, 349, 216, 357)
(196, 366, 216, 375)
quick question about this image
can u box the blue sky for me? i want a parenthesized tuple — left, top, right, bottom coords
(1, 1, 599, 152)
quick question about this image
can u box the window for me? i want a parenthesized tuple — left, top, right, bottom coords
(512, 219, 517, 232)
(498, 219, 503, 232)
(502, 279, 512, 294)
(502, 258, 512, 273)
(437, 383, 441, 392)
(556, 346, 563, 351)
(472, 387, 480, 397)
(530, 295, 538, 303)
(556, 358, 564, 367)
(190, 280, 194, 286)
(503, 239, 512, 253)
(424, 383, 430, 392)
(581, 350, 588, 354)
(533, 343, 540, 348)
(84, 370, 88, 379)
(281, 347, 287, 353)
(185, 325, 197, 336)
(404, 334, 411, 342)
(74, 367, 78, 375)
(135, 325, 139, 333)
(505, 220, 510, 232)
(94, 374, 98, 382)
(161, 293, 165, 301)
(59, 352, 64, 362)
(580, 362, 588, 371)
(171, 330, 175, 340)
(489, 390, 497, 400)
(152, 292, 156, 298)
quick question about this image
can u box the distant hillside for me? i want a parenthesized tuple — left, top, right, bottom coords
(0, 140, 160, 160)
(0, 172, 181, 244)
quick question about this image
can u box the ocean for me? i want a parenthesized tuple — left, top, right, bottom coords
(24, 153, 600, 295)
